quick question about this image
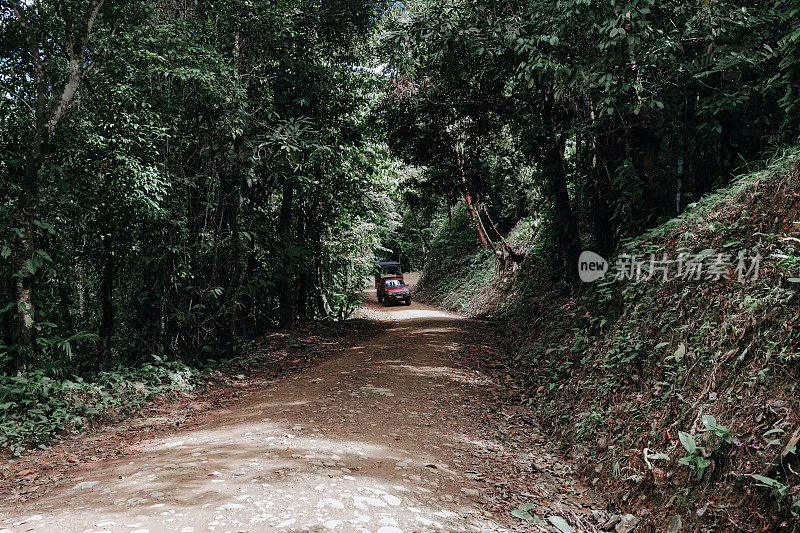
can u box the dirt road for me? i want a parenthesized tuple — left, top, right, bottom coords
(0, 278, 605, 532)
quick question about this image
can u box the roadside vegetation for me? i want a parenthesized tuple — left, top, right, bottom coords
(379, 0, 800, 528)
(0, 359, 195, 456)
(0, 0, 410, 453)
(3, 0, 800, 528)
(417, 149, 800, 529)
(511, 152, 800, 529)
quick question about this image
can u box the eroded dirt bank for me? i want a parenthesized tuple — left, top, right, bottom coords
(0, 281, 606, 532)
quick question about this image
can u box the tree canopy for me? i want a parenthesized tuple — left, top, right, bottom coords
(0, 0, 399, 376)
(381, 0, 796, 278)
(0, 0, 797, 377)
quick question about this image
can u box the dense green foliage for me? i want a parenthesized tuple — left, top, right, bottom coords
(382, 0, 798, 279)
(0, 360, 194, 455)
(0, 0, 396, 370)
(390, 2, 800, 526)
(417, 145, 800, 528)
(0, 0, 406, 449)
(1, 0, 798, 480)
(512, 151, 800, 526)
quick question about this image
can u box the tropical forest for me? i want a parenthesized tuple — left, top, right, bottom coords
(1, 0, 799, 531)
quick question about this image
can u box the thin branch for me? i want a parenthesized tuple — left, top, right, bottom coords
(75, 0, 105, 59)
(57, 0, 75, 59)
(0, 83, 35, 117)
(47, 0, 106, 135)
(8, 0, 47, 124)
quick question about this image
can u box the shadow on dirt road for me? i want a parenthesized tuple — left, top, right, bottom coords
(0, 274, 605, 532)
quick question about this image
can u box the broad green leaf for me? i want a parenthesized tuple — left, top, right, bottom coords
(750, 474, 785, 490)
(679, 431, 696, 454)
(548, 516, 573, 533)
(702, 415, 717, 428)
(36, 250, 53, 263)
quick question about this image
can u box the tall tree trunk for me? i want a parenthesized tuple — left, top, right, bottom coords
(12, 149, 46, 372)
(220, 138, 244, 346)
(98, 227, 113, 371)
(78, 264, 89, 320)
(409, 205, 430, 255)
(10, 1, 49, 371)
(296, 204, 308, 321)
(473, 197, 496, 253)
(588, 168, 614, 258)
(584, 130, 614, 257)
(541, 97, 581, 282)
(57, 279, 74, 335)
(455, 144, 490, 248)
(98, 169, 114, 371)
(482, 205, 525, 264)
(623, 108, 664, 220)
(278, 178, 294, 327)
(297, 268, 309, 321)
(8, 0, 105, 371)
(313, 232, 331, 319)
(1, 276, 14, 374)
(547, 151, 581, 282)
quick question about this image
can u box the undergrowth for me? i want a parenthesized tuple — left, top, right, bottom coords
(416, 209, 536, 314)
(422, 147, 800, 530)
(0, 359, 195, 456)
